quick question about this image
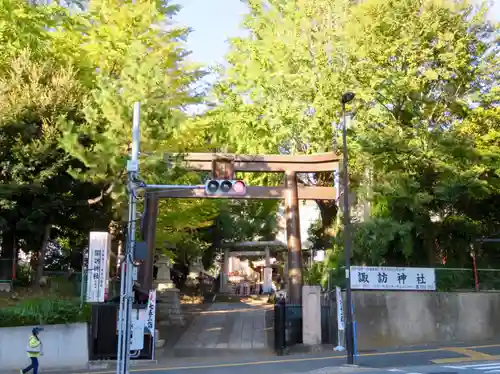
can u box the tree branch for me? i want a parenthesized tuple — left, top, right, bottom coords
(87, 182, 115, 205)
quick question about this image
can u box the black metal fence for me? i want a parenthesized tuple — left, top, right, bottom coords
(271, 291, 338, 355)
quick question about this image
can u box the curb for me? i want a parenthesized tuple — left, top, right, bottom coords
(1, 360, 159, 374)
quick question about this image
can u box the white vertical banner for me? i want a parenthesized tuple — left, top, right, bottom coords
(146, 289, 157, 359)
(336, 286, 345, 331)
(334, 286, 346, 352)
(145, 290, 156, 337)
(86, 232, 111, 303)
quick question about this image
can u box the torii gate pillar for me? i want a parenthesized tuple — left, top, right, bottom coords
(285, 170, 302, 302)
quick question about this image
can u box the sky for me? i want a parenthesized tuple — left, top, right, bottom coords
(175, 0, 249, 67)
(176, 0, 499, 70)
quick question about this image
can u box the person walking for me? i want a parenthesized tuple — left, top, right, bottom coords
(20, 327, 44, 374)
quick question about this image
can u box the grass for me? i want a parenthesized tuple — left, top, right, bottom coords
(0, 276, 80, 308)
(0, 276, 89, 328)
(0, 296, 90, 327)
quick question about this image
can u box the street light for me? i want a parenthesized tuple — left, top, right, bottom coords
(341, 91, 355, 365)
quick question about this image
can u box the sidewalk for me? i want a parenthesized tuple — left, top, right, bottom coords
(2, 352, 357, 374)
(1, 349, 348, 374)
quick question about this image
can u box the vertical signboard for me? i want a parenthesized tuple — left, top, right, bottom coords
(86, 232, 111, 303)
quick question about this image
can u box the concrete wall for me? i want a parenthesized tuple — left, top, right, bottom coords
(0, 323, 88, 370)
(352, 291, 500, 350)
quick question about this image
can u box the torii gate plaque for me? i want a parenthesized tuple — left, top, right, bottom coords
(140, 152, 340, 304)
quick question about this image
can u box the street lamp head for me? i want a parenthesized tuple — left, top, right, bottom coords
(341, 92, 356, 104)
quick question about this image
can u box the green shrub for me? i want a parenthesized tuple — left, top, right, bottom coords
(0, 298, 90, 328)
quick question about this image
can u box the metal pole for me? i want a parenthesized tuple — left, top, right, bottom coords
(145, 184, 205, 190)
(117, 102, 141, 374)
(116, 246, 126, 374)
(341, 103, 355, 365)
(80, 265, 85, 309)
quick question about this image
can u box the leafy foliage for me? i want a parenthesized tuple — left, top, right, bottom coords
(0, 298, 90, 327)
(1, 0, 499, 299)
(207, 0, 500, 278)
(0, 0, 218, 278)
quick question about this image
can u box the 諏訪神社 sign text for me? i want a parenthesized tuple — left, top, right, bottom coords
(350, 266, 436, 291)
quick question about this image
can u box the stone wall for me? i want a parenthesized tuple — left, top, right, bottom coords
(351, 291, 500, 350)
(0, 323, 88, 370)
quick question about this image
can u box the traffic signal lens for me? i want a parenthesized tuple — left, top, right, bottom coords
(220, 180, 232, 192)
(233, 181, 246, 194)
(207, 180, 219, 193)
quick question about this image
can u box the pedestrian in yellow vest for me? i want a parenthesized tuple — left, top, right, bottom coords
(20, 327, 44, 374)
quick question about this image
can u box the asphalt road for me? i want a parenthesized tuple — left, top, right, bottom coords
(77, 342, 500, 374)
(115, 359, 500, 374)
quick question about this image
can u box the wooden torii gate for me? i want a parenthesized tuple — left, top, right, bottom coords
(139, 152, 340, 304)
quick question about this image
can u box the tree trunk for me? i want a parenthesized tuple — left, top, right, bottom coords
(34, 224, 51, 289)
(316, 200, 338, 249)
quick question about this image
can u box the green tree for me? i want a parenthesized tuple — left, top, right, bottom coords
(0, 50, 113, 285)
(55, 0, 205, 203)
(206, 0, 499, 271)
(344, 0, 499, 266)
(51, 0, 222, 264)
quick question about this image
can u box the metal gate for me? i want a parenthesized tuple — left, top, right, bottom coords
(271, 292, 337, 355)
(89, 304, 153, 361)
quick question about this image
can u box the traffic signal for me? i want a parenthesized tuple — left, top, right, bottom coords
(205, 179, 247, 196)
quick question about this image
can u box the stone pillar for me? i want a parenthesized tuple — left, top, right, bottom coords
(222, 248, 230, 292)
(155, 256, 184, 328)
(155, 256, 174, 291)
(302, 285, 322, 346)
(265, 247, 271, 267)
(263, 247, 272, 293)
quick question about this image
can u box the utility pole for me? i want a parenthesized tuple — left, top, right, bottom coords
(341, 92, 355, 365)
(116, 102, 141, 374)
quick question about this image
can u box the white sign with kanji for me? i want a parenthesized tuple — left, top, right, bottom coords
(350, 266, 436, 291)
(336, 286, 345, 331)
(145, 290, 156, 337)
(86, 232, 111, 302)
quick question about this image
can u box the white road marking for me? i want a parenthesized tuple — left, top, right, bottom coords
(388, 370, 404, 372)
(443, 362, 500, 372)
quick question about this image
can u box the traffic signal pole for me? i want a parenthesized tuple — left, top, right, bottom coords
(117, 102, 141, 374)
(117, 106, 211, 374)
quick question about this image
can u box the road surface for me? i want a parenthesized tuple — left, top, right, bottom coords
(73, 342, 500, 374)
